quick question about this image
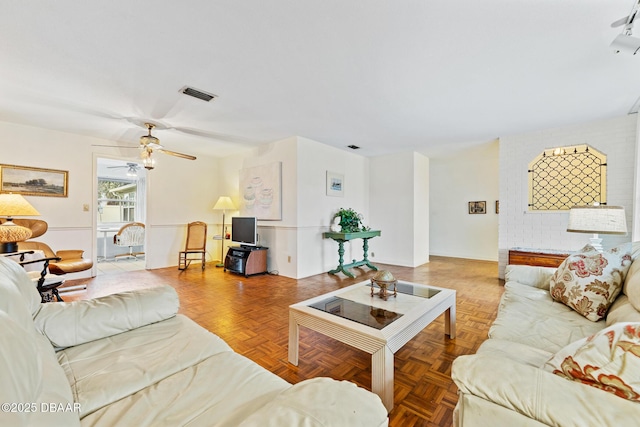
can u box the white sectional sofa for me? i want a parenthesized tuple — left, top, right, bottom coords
(452, 244, 640, 426)
(0, 257, 388, 427)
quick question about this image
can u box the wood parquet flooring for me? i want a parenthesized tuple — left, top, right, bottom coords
(61, 256, 504, 427)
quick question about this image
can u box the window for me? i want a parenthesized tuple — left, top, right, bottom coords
(98, 178, 138, 223)
(528, 144, 607, 211)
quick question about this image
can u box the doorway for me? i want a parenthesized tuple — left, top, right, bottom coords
(96, 158, 147, 275)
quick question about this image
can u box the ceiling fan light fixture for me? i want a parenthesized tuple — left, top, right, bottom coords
(143, 156, 155, 170)
(126, 163, 138, 177)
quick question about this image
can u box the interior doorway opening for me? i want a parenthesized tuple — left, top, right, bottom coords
(96, 158, 147, 275)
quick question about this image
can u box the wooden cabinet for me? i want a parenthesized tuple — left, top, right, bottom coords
(224, 246, 268, 277)
(508, 248, 570, 268)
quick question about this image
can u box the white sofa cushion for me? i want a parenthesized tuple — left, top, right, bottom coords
(623, 254, 640, 311)
(545, 322, 640, 401)
(58, 314, 233, 418)
(34, 285, 179, 348)
(80, 350, 291, 427)
(550, 244, 631, 321)
(0, 310, 80, 427)
(0, 311, 42, 427)
(0, 257, 42, 328)
(453, 352, 640, 426)
(504, 264, 557, 290)
(490, 282, 603, 353)
(476, 338, 553, 368)
(606, 295, 640, 326)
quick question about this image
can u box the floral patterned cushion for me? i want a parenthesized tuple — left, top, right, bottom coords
(544, 322, 640, 401)
(550, 244, 632, 321)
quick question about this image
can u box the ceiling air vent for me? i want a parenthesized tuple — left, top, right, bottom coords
(180, 86, 217, 102)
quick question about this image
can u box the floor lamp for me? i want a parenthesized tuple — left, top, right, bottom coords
(213, 196, 236, 267)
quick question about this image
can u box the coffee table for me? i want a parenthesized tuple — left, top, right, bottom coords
(288, 279, 456, 411)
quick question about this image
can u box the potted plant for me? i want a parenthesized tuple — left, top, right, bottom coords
(332, 208, 370, 233)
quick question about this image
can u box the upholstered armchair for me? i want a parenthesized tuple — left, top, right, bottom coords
(1, 219, 94, 275)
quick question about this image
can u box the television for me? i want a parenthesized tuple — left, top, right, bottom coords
(231, 216, 258, 247)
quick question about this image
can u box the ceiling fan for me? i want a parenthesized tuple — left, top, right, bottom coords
(94, 122, 197, 170)
(138, 123, 196, 170)
(107, 162, 141, 176)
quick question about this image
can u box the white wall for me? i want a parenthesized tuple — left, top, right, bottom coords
(413, 153, 430, 266)
(145, 153, 220, 269)
(370, 152, 430, 267)
(219, 136, 371, 279)
(296, 137, 370, 278)
(0, 121, 220, 277)
(429, 140, 499, 261)
(498, 115, 637, 278)
(219, 137, 299, 277)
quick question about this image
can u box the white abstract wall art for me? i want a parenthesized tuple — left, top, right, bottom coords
(239, 161, 282, 220)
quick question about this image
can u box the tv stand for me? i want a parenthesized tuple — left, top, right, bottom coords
(224, 246, 268, 277)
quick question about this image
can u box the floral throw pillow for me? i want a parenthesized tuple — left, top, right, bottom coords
(550, 244, 632, 321)
(544, 322, 640, 401)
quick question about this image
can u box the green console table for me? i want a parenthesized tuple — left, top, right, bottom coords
(323, 230, 381, 278)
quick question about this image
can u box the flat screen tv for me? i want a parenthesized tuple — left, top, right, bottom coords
(231, 216, 258, 247)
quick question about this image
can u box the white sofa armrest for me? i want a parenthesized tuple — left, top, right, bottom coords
(452, 354, 637, 426)
(238, 378, 388, 427)
(33, 285, 179, 348)
(504, 265, 557, 290)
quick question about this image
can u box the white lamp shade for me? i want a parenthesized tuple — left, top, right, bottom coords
(567, 206, 627, 235)
(213, 196, 236, 211)
(0, 193, 40, 217)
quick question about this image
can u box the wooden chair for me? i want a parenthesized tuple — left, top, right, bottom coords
(114, 222, 145, 260)
(179, 221, 208, 270)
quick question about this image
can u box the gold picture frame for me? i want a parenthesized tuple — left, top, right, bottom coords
(0, 164, 68, 197)
(468, 201, 486, 214)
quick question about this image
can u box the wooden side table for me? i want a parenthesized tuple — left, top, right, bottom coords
(508, 248, 571, 268)
(323, 230, 381, 278)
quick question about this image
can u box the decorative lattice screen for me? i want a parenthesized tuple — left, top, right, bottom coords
(528, 144, 607, 211)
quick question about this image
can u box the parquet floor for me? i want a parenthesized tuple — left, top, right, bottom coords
(61, 256, 504, 427)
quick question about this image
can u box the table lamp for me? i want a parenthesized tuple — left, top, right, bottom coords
(567, 205, 627, 252)
(213, 196, 236, 267)
(0, 193, 41, 253)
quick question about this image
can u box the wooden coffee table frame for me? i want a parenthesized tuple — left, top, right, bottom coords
(288, 280, 456, 411)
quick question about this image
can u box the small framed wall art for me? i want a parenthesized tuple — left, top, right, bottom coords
(468, 201, 486, 214)
(326, 171, 344, 197)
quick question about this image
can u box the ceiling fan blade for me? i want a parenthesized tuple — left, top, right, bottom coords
(92, 144, 139, 149)
(612, 16, 630, 28)
(167, 126, 257, 144)
(157, 149, 197, 160)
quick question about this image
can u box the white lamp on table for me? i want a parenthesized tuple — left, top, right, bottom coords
(0, 193, 40, 254)
(567, 205, 627, 252)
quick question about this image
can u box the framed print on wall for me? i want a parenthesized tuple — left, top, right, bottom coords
(239, 161, 282, 220)
(326, 171, 344, 197)
(0, 164, 68, 197)
(468, 201, 486, 214)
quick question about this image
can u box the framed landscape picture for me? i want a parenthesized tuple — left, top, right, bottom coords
(468, 201, 486, 214)
(0, 164, 68, 197)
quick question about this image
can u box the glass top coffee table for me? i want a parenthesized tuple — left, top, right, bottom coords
(288, 279, 456, 411)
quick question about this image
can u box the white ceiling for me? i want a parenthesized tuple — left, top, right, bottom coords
(1, 1, 640, 159)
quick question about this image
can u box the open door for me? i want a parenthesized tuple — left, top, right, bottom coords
(95, 157, 147, 275)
